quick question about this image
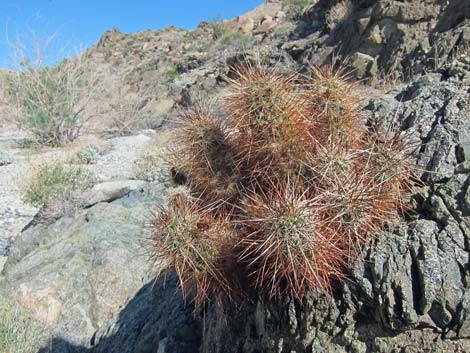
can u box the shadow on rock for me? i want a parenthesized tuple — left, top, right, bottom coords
(37, 338, 87, 353)
(36, 275, 201, 353)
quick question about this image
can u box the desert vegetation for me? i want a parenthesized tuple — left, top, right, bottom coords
(24, 159, 95, 206)
(7, 56, 94, 146)
(148, 62, 415, 312)
(73, 144, 105, 164)
(106, 88, 152, 136)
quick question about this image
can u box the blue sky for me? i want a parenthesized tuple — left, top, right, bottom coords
(0, 0, 263, 68)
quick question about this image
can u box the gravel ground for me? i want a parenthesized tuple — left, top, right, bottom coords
(0, 125, 158, 270)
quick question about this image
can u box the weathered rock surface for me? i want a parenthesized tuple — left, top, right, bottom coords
(1, 183, 165, 349)
(284, 0, 470, 81)
(367, 59, 470, 183)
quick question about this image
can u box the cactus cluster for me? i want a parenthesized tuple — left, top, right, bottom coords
(148, 63, 415, 311)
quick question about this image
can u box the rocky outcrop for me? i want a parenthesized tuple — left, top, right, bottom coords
(283, 0, 470, 81)
(199, 58, 470, 353)
(1, 183, 165, 350)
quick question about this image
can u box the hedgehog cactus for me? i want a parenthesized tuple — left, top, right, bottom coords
(149, 62, 415, 313)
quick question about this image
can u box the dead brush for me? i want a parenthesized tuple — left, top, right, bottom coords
(149, 61, 416, 312)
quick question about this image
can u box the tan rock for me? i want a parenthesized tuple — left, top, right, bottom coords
(367, 24, 382, 45)
(358, 17, 370, 34)
(152, 98, 175, 117)
(254, 16, 276, 34)
(83, 180, 147, 207)
(238, 17, 255, 34)
(274, 10, 286, 21)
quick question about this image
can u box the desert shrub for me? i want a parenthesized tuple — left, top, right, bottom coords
(134, 148, 165, 182)
(219, 31, 253, 47)
(107, 88, 150, 135)
(166, 66, 180, 79)
(208, 18, 227, 40)
(185, 31, 213, 52)
(74, 144, 103, 164)
(273, 22, 297, 39)
(0, 295, 46, 353)
(8, 58, 91, 146)
(24, 160, 95, 206)
(206, 17, 252, 48)
(149, 62, 415, 311)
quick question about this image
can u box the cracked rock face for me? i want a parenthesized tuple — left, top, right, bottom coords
(200, 60, 470, 353)
(286, 0, 470, 81)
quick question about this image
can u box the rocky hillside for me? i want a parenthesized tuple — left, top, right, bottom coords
(0, 1, 469, 353)
(76, 0, 470, 132)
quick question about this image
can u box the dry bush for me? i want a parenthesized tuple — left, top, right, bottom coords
(282, 0, 311, 7)
(72, 144, 104, 164)
(7, 53, 96, 146)
(149, 61, 416, 312)
(0, 71, 15, 125)
(104, 87, 157, 136)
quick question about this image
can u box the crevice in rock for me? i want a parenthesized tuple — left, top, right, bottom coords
(409, 247, 425, 316)
(455, 144, 466, 163)
(392, 283, 404, 319)
(457, 261, 468, 289)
